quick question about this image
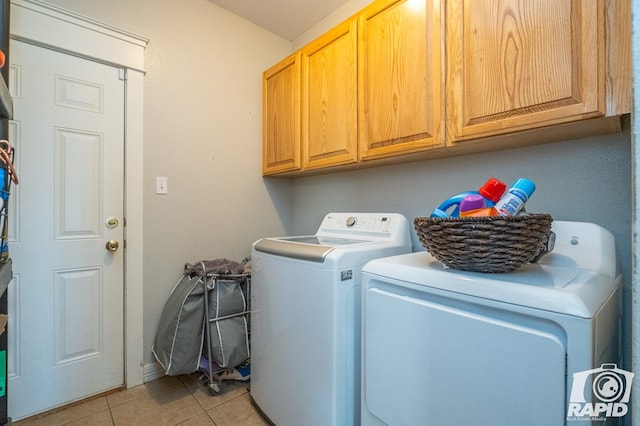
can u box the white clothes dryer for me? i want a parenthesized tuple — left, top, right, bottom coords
(361, 221, 622, 426)
(250, 213, 411, 426)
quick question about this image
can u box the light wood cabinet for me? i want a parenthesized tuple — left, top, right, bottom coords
(262, 0, 629, 176)
(301, 19, 358, 170)
(358, 0, 443, 160)
(262, 53, 301, 175)
(605, 0, 632, 116)
(445, 0, 606, 144)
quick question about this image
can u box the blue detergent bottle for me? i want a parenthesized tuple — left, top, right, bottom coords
(0, 167, 5, 211)
(430, 177, 507, 218)
(0, 167, 8, 259)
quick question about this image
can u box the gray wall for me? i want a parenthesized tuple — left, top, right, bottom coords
(289, 133, 631, 256)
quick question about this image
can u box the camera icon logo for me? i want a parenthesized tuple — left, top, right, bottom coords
(567, 364, 634, 419)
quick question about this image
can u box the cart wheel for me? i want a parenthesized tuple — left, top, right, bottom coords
(208, 382, 223, 396)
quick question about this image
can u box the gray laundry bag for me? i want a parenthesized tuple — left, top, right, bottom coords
(204, 277, 250, 368)
(152, 274, 205, 376)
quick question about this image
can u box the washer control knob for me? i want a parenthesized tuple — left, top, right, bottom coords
(346, 216, 357, 227)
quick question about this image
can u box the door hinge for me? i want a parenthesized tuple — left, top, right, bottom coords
(119, 69, 127, 81)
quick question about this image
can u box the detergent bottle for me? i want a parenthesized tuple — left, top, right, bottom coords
(459, 194, 499, 217)
(0, 167, 5, 212)
(430, 177, 506, 218)
(495, 178, 536, 216)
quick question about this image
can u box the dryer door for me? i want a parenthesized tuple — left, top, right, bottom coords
(362, 284, 567, 426)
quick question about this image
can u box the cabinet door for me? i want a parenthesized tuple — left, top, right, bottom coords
(262, 53, 301, 175)
(358, 0, 443, 161)
(446, 0, 605, 144)
(302, 20, 358, 170)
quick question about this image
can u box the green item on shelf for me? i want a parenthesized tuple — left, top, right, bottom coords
(0, 349, 6, 397)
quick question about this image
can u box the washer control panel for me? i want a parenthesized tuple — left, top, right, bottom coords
(320, 213, 394, 234)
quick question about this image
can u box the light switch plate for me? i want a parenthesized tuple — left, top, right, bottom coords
(156, 177, 168, 194)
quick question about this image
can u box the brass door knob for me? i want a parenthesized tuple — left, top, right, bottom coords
(106, 240, 120, 252)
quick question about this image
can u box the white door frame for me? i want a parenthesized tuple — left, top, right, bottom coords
(10, 0, 147, 388)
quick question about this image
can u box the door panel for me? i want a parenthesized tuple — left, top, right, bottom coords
(262, 53, 301, 175)
(446, 0, 604, 142)
(7, 39, 125, 420)
(54, 268, 103, 365)
(301, 19, 358, 170)
(55, 129, 103, 238)
(358, 0, 443, 160)
(363, 285, 566, 426)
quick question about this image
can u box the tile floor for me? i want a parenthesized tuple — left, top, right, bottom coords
(13, 374, 269, 426)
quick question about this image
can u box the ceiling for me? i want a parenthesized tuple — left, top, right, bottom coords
(207, 0, 352, 40)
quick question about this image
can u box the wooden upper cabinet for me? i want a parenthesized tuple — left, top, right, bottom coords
(262, 53, 301, 175)
(446, 0, 606, 144)
(358, 0, 443, 161)
(301, 19, 358, 170)
(605, 0, 631, 116)
(261, 0, 628, 176)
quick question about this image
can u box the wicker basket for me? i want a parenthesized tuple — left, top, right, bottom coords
(414, 214, 553, 273)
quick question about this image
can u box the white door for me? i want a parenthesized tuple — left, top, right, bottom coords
(7, 39, 125, 419)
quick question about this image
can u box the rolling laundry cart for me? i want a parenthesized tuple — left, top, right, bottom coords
(199, 270, 251, 396)
(152, 259, 251, 396)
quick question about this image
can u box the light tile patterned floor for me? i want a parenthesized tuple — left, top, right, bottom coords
(14, 374, 268, 426)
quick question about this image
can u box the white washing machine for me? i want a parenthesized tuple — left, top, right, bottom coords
(250, 213, 411, 426)
(361, 221, 622, 426)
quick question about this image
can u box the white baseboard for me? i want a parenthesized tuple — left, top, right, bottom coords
(143, 361, 166, 383)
